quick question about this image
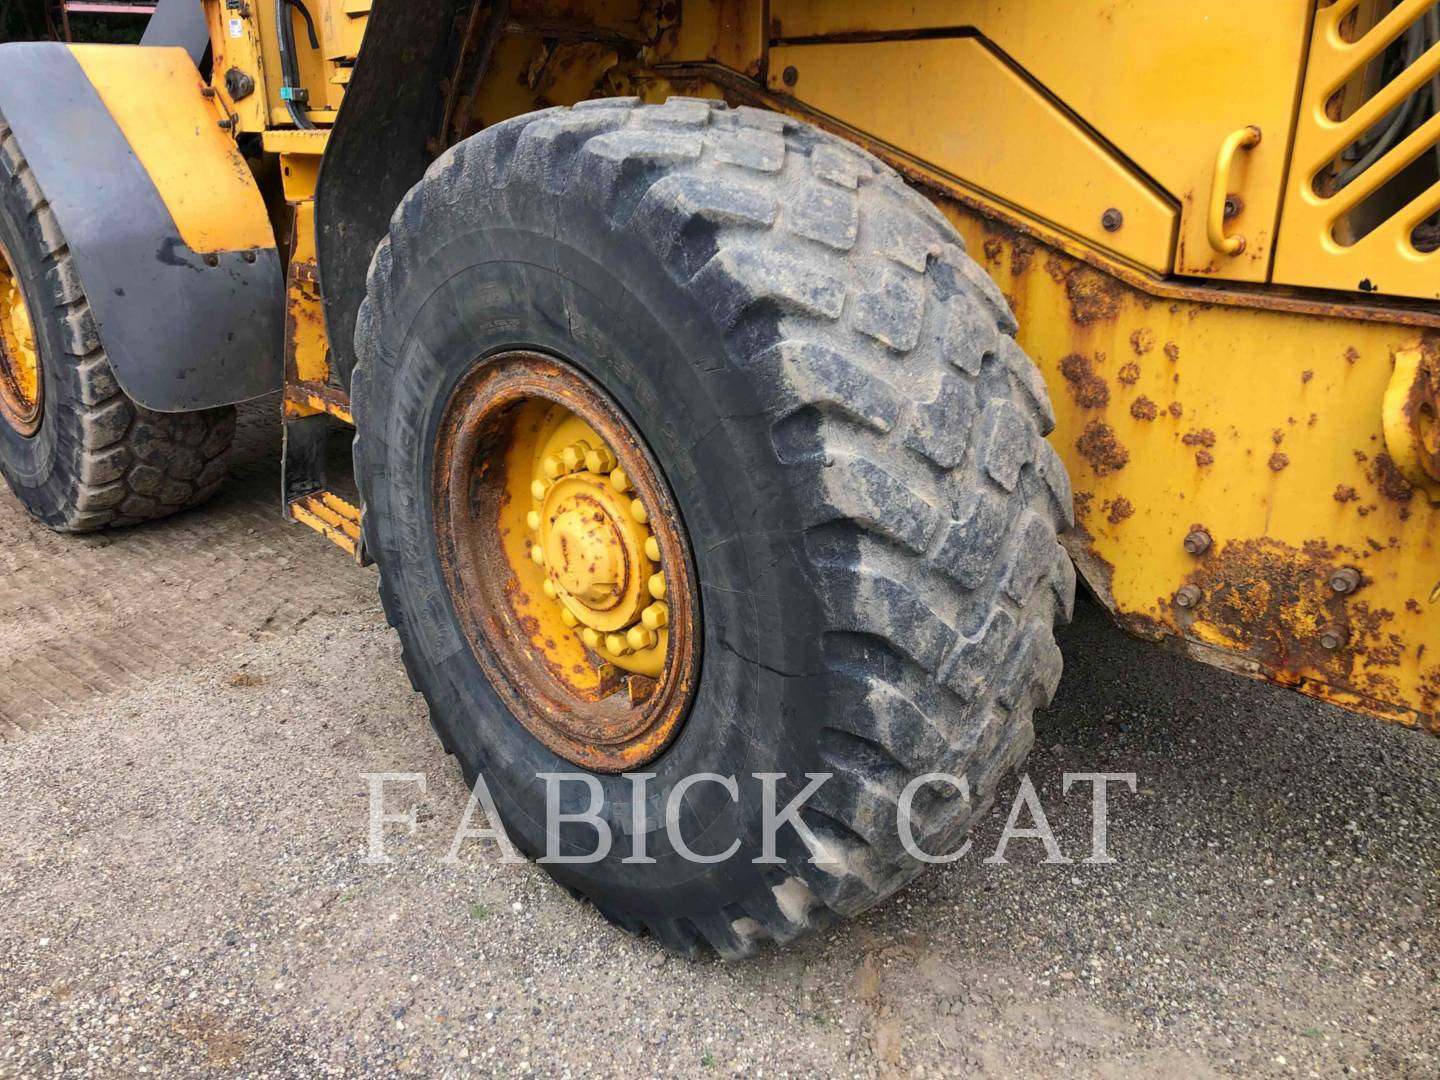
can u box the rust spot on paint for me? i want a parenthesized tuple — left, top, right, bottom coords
(1059, 353, 1110, 408)
(1129, 328, 1155, 356)
(1182, 428, 1217, 448)
(1301, 369, 1314, 383)
(1268, 452, 1290, 472)
(1168, 401, 1183, 418)
(1105, 496, 1134, 525)
(1117, 361, 1141, 385)
(982, 237, 1004, 265)
(1174, 537, 1393, 692)
(1334, 484, 1359, 503)
(1372, 452, 1415, 502)
(1065, 266, 1122, 324)
(1195, 448, 1214, 467)
(1010, 235, 1037, 276)
(1073, 490, 1094, 519)
(1344, 346, 1360, 364)
(1163, 341, 1180, 362)
(1076, 421, 1129, 476)
(1130, 396, 1158, 421)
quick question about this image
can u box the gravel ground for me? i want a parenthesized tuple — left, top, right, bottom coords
(1, 403, 1437, 1078)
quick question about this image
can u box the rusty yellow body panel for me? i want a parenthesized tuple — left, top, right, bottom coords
(1272, 0, 1440, 300)
(949, 207, 1439, 732)
(766, 0, 1315, 283)
(67, 45, 274, 255)
(765, 38, 1178, 272)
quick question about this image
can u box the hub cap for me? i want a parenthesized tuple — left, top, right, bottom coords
(0, 239, 41, 436)
(433, 352, 699, 772)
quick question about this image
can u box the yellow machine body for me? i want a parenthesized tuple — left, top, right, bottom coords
(198, 0, 1439, 731)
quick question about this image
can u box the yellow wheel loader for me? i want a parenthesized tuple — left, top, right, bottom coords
(0, 0, 1435, 956)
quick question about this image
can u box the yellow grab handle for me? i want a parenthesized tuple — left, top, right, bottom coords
(1208, 125, 1261, 256)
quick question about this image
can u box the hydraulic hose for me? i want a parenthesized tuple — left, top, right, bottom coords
(275, 0, 316, 130)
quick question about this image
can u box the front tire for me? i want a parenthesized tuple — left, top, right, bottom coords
(354, 99, 1074, 956)
(0, 115, 234, 532)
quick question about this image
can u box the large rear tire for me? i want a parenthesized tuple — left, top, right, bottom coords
(0, 116, 234, 532)
(354, 99, 1074, 956)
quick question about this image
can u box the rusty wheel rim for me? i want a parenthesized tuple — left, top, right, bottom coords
(433, 351, 701, 772)
(0, 238, 42, 437)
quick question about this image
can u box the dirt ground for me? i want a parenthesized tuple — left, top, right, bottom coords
(1, 402, 1437, 1078)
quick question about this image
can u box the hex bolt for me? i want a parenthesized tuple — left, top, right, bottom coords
(1174, 584, 1202, 609)
(1101, 208, 1124, 232)
(1328, 566, 1361, 595)
(782, 65, 799, 87)
(1319, 624, 1349, 651)
(1183, 529, 1212, 556)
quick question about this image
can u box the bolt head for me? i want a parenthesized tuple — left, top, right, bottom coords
(1328, 567, 1361, 595)
(782, 65, 799, 87)
(1319, 625, 1349, 651)
(1183, 529, 1212, 555)
(1101, 208, 1124, 232)
(1174, 584, 1202, 609)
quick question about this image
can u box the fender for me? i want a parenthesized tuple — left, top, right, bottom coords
(0, 42, 282, 412)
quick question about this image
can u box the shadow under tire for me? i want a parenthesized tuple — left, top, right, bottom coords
(0, 115, 234, 532)
(353, 99, 1075, 957)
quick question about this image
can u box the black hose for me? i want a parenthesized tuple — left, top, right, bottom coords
(275, 0, 315, 130)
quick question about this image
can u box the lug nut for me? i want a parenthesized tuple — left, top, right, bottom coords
(526, 510, 542, 532)
(560, 608, 578, 628)
(542, 454, 566, 479)
(542, 579, 558, 600)
(1183, 529, 1212, 555)
(605, 632, 631, 656)
(581, 627, 601, 649)
(530, 544, 545, 565)
(530, 479, 550, 500)
(1328, 567, 1361, 595)
(1174, 584, 1202, 609)
(1319, 624, 1349, 651)
(648, 573, 666, 601)
(561, 442, 589, 472)
(626, 625, 656, 650)
(585, 446, 616, 474)
(642, 601, 669, 630)
(644, 536, 661, 562)
(630, 499, 649, 524)
(610, 467, 631, 492)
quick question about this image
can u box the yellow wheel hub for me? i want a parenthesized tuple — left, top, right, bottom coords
(432, 352, 699, 772)
(528, 429, 670, 675)
(0, 238, 42, 437)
